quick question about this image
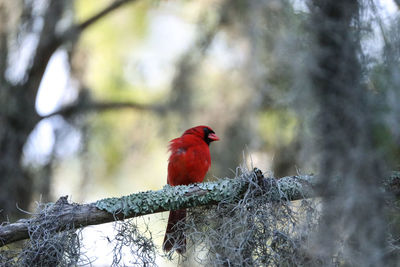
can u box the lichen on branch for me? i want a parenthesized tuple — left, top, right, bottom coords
(0, 168, 398, 252)
(95, 176, 248, 217)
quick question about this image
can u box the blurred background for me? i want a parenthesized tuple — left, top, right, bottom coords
(1, 0, 399, 265)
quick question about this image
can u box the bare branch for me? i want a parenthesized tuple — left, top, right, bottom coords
(0, 169, 314, 247)
(41, 100, 165, 119)
(77, 0, 138, 32)
(24, 0, 140, 104)
(1, 170, 399, 248)
(24, 0, 65, 101)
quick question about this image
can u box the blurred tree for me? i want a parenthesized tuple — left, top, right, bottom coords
(308, 0, 388, 265)
(0, 0, 143, 222)
(0, 0, 65, 222)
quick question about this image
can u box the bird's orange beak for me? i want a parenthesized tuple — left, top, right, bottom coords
(208, 133, 220, 141)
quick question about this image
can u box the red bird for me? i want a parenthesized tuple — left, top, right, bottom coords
(163, 125, 219, 254)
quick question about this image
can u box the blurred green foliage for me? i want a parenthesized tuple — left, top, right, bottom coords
(258, 110, 298, 150)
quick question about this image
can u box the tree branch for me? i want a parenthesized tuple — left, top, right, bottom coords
(41, 100, 165, 119)
(25, 0, 139, 104)
(77, 0, 138, 32)
(1, 170, 399, 248)
(24, 0, 64, 102)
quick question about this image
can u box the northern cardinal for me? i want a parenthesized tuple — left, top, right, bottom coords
(163, 126, 219, 254)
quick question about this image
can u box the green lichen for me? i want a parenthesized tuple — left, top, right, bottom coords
(277, 175, 315, 200)
(95, 177, 248, 217)
(94, 172, 320, 218)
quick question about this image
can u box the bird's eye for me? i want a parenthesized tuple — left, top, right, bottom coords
(203, 127, 214, 135)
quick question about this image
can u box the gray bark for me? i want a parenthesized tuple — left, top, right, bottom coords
(1, 170, 398, 248)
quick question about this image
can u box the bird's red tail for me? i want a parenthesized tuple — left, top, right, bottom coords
(163, 209, 186, 254)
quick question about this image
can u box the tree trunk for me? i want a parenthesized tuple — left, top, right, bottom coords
(0, 84, 39, 222)
(309, 0, 388, 265)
